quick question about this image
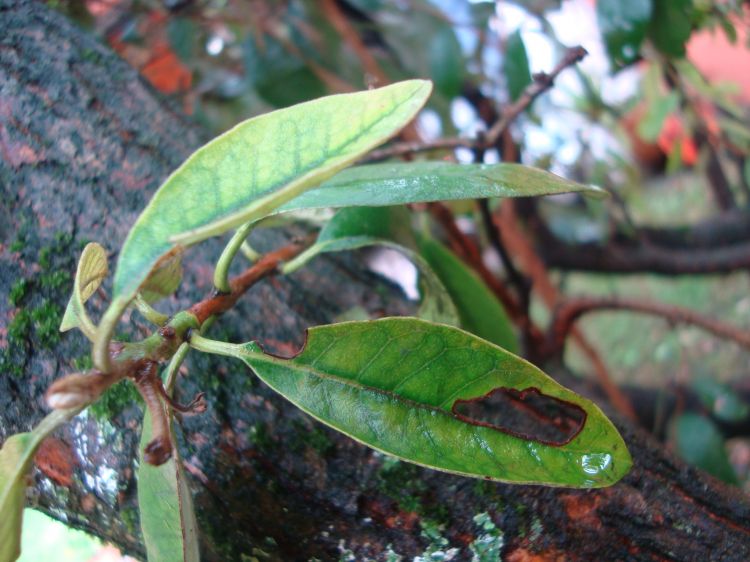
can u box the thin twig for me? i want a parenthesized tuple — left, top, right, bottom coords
(364, 46, 588, 163)
(549, 296, 750, 353)
(365, 137, 472, 163)
(484, 46, 588, 146)
(321, 0, 389, 86)
(478, 199, 531, 312)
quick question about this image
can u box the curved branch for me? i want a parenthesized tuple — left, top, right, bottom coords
(548, 296, 750, 354)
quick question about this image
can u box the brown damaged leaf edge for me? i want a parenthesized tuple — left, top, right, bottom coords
(452, 387, 587, 447)
(255, 336, 587, 446)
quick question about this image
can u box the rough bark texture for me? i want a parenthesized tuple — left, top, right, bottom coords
(1, 1, 749, 561)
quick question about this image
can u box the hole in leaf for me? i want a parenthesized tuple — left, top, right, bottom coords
(452, 387, 586, 446)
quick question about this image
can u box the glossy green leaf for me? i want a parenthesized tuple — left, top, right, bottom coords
(0, 409, 79, 562)
(647, 0, 694, 58)
(597, 0, 652, 68)
(504, 31, 532, 101)
(278, 161, 605, 214)
(419, 238, 519, 353)
(205, 318, 631, 487)
(674, 413, 737, 484)
(138, 410, 200, 562)
(60, 242, 108, 337)
(285, 206, 459, 325)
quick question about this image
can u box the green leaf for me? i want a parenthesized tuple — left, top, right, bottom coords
(138, 410, 200, 562)
(418, 238, 519, 353)
(637, 92, 680, 141)
(112, 80, 431, 306)
(647, 0, 695, 58)
(504, 31, 532, 101)
(597, 0, 652, 68)
(692, 377, 749, 424)
(278, 161, 606, 214)
(167, 17, 198, 63)
(285, 206, 459, 325)
(243, 34, 326, 108)
(60, 242, 108, 338)
(0, 409, 79, 562)
(213, 318, 632, 487)
(674, 413, 737, 484)
(429, 27, 464, 99)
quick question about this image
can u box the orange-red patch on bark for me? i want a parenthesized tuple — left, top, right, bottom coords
(505, 547, 566, 562)
(560, 492, 603, 529)
(34, 437, 77, 487)
(140, 47, 192, 95)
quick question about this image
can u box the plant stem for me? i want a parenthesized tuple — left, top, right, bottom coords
(133, 294, 169, 326)
(240, 241, 261, 262)
(190, 237, 312, 324)
(214, 221, 256, 293)
(188, 333, 245, 358)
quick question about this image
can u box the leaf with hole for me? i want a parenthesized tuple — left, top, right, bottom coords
(137, 409, 200, 562)
(202, 318, 631, 487)
(60, 242, 108, 338)
(277, 161, 606, 214)
(418, 237, 519, 353)
(0, 409, 80, 562)
(284, 206, 459, 325)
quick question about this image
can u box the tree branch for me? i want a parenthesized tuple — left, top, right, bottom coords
(547, 296, 750, 355)
(364, 46, 588, 162)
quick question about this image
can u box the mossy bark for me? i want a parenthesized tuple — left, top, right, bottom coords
(1, 1, 749, 560)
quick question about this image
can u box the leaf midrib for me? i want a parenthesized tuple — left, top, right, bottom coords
(241, 345, 591, 452)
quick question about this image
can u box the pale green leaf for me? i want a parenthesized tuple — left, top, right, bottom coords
(284, 206, 459, 325)
(418, 237, 519, 353)
(277, 161, 606, 214)
(0, 409, 80, 562)
(202, 318, 631, 487)
(60, 242, 108, 336)
(138, 410, 200, 562)
(112, 80, 432, 305)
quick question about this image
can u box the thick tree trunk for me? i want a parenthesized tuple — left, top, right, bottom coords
(1, 1, 749, 560)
